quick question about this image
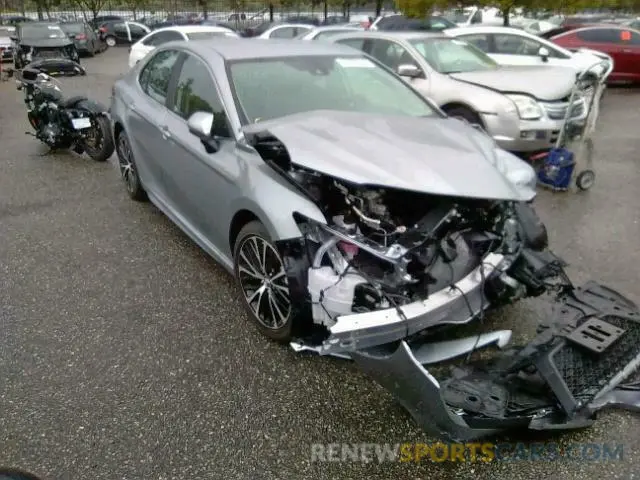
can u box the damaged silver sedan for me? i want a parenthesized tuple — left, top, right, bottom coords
(110, 38, 640, 441)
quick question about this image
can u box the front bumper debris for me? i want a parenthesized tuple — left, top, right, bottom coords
(349, 281, 640, 441)
(317, 253, 505, 355)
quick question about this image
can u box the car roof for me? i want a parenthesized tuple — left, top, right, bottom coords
(151, 25, 234, 34)
(309, 25, 360, 31)
(268, 23, 316, 29)
(445, 25, 531, 35)
(331, 30, 447, 41)
(182, 37, 364, 60)
(21, 21, 59, 26)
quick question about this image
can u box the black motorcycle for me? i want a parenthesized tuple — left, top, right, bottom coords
(16, 64, 114, 162)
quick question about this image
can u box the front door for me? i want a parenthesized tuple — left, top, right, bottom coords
(160, 53, 239, 247)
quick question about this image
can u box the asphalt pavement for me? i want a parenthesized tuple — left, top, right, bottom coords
(1, 48, 639, 480)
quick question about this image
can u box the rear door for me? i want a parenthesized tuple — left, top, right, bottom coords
(610, 28, 640, 77)
(572, 28, 621, 64)
(128, 22, 149, 42)
(126, 49, 182, 197)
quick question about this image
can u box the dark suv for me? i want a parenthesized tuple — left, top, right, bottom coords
(11, 22, 80, 70)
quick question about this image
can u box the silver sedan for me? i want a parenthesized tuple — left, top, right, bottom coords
(109, 38, 640, 442)
(328, 31, 587, 154)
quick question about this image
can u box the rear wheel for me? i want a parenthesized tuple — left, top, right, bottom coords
(233, 221, 293, 342)
(105, 36, 116, 47)
(116, 130, 147, 201)
(82, 114, 114, 162)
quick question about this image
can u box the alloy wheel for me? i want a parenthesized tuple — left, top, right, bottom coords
(236, 234, 291, 330)
(106, 37, 116, 47)
(117, 134, 137, 194)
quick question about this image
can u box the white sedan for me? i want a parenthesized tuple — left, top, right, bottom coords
(295, 25, 362, 40)
(444, 26, 613, 80)
(257, 23, 315, 39)
(128, 25, 238, 69)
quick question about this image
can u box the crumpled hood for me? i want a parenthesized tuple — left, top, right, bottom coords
(571, 49, 613, 77)
(242, 110, 534, 202)
(450, 65, 576, 101)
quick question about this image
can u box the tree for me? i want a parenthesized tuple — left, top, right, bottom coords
(72, 0, 109, 21)
(395, 0, 444, 18)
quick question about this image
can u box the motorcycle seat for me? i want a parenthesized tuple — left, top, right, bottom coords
(59, 95, 88, 109)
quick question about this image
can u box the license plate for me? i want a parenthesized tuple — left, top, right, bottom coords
(72, 117, 92, 130)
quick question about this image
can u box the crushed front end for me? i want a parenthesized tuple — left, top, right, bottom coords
(251, 128, 640, 441)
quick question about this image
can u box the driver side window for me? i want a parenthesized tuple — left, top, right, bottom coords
(368, 39, 418, 73)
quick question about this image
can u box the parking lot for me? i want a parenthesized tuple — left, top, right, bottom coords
(1, 47, 639, 479)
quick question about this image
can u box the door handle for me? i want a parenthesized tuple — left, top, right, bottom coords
(623, 49, 632, 53)
(160, 124, 171, 140)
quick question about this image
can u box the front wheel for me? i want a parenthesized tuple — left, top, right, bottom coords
(105, 36, 116, 48)
(233, 221, 293, 342)
(444, 106, 484, 130)
(82, 115, 114, 162)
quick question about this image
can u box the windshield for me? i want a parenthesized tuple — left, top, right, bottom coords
(227, 55, 436, 124)
(186, 31, 238, 40)
(410, 38, 498, 74)
(60, 23, 84, 34)
(21, 24, 67, 39)
(442, 9, 470, 24)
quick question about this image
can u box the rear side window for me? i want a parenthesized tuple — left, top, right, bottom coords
(335, 37, 366, 51)
(270, 26, 298, 38)
(171, 54, 231, 137)
(139, 49, 181, 105)
(143, 30, 183, 46)
(576, 28, 618, 43)
(456, 33, 491, 52)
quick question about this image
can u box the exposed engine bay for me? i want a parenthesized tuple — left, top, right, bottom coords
(249, 131, 640, 441)
(254, 135, 554, 332)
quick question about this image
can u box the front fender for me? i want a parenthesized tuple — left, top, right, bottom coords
(229, 187, 326, 246)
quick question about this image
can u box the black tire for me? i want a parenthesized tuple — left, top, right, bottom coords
(576, 170, 596, 191)
(233, 221, 293, 342)
(444, 106, 484, 129)
(116, 130, 147, 201)
(82, 115, 114, 162)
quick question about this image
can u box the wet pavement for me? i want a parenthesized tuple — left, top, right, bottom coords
(0, 48, 639, 480)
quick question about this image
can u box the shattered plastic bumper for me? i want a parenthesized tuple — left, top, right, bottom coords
(317, 253, 506, 355)
(351, 282, 640, 441)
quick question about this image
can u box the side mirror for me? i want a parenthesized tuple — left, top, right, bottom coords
(187, 111, 219, 153)
(397, 64, 423, 79)
(9, 35, 17, 41)
(538, 46, 549, 62)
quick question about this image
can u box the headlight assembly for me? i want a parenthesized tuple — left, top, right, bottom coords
(505, 94, 543, 120)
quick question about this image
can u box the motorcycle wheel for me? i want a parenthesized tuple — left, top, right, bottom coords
(82, 115, 114, 162)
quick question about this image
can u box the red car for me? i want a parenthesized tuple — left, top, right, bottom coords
(551, 24, 640, 82)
